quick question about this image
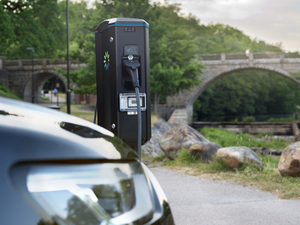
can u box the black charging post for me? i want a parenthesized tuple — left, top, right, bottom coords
(95, 18, 151, 157)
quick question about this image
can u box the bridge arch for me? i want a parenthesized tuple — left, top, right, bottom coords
(23, 70, 67, 102)
(186, 65, 300, 106)
(6, 58, 85, 103)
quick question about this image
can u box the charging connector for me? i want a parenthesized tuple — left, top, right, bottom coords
(123, 58, 142, 159)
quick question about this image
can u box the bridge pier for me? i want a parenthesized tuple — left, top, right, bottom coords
(186, 104, 193, 125)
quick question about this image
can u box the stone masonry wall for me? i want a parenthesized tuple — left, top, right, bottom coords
(0, 69, 9, 89)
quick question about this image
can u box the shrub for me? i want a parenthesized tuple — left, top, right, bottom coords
(256, 132, 274, 138)
(242, 116, 256, 122)
(267, 117, 293, 122)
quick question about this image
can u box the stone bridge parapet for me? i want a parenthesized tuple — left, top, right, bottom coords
(6, 58, 86, 71)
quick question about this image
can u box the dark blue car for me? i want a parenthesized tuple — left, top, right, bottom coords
(0, 97, 174, 225)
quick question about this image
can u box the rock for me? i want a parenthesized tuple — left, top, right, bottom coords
(142, 118, 173, 157)
(216, 146, 264, 170)
(188, 142, 221, 161)
(252, 147, 282, 156)
(168, 118, 187, 126)
(265, 148, 282, 156)
(278, 142, 300, 177)
(159, 125, 209, 159)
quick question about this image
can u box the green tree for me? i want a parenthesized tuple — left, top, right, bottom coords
(149, 3, 204, 113)
(194, 71, 300, 121)
(56, 0, 205, 103)
(1, 0, 64, 59)
(291, 69, 300, 79)
(3, 0, 291, 113)
(0, 4, 15, 55)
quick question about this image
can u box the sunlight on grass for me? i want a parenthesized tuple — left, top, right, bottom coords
(199, 127, 294, 149)
(0, 84, 21, 100)
(60, 104, 95, 123)
(151, 113, 159, 128)
(158, 149, 300, 200)
(58, 93, 66, 100)
(60, 104, 157, 125)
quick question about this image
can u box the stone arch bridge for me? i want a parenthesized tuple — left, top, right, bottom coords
(167, 52, 300, 124)
(2, 53, 300, 123)
(4, 59, 86, 103)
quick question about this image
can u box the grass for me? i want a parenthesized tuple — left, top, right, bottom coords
(157, 149, 300, 200)
(59, 103, 158, 126)
(151, 113, 159, 128)
(58, 92, 66, 100)
(267, 117, 293, 122)
(146, 127, 298, 200)
(199, 127, 294, 149)
(60, 104, 95, 123)
(0, 83, 22, 100)
(41, 94, 50, 102)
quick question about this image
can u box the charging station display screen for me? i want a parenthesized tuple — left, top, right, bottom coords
(119, 93, 146, 112)
(128, 97, 142, 107)
(124, 45, 139, 56)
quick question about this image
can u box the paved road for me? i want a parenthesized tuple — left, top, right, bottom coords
(44, 92, 66, 104)
(38, 92, 66, 110)
(151, 168, 300, 225)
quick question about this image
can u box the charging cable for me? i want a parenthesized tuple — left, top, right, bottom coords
(124, 57, 142, 159)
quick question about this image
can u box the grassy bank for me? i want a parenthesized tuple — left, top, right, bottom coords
(160, 150, 300, 200)
(146, 127, 298, 200)
(60, 104, 95, 123)
(0, 84, 21, 100)
(199, 127, 293, 149)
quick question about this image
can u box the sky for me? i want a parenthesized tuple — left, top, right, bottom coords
(153, 0, 300, 52)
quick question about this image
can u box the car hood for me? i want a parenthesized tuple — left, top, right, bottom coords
(0, 97, 138, 163)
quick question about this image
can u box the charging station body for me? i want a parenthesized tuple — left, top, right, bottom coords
(95, 18, 151, 147)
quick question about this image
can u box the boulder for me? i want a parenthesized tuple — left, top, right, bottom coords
(216, 146, 264, 170)
(188, 142, 221, 161)
(159, 125, 209, 159)
(142, 118, 173, 157)
(252, 147, 282, 156)
(278, 142, 300, 177)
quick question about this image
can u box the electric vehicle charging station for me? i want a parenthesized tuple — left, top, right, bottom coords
(95, 18, 151, 154)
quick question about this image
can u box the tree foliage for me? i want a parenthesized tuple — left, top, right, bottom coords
(1, 0, 64, 59)
(194, 71, 300, 121)
(55, 0, 206, 98)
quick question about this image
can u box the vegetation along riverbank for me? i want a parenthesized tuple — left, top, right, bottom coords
(146, 127, 299, 200)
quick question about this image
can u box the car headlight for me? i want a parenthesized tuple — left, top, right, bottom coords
(11, 162, 155, 225)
